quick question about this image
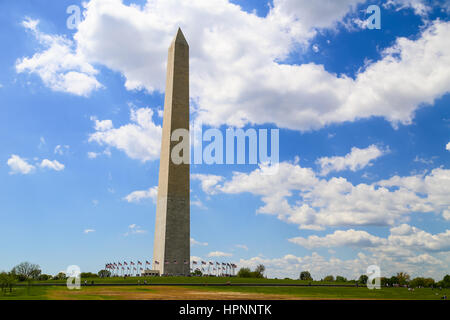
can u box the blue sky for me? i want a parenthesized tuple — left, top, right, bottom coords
(0, 0, 449, 280)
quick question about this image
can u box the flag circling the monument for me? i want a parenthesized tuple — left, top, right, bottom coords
(184, 260, 189, 265)
(154, 260, 159, 265)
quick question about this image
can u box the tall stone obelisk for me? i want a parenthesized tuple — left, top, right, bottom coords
(153, 28, 190, 276)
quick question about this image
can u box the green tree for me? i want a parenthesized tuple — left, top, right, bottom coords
(80, 272, 98, 278)
(53, 272, 67, 280)
(11, 262, 41, 281)
(237, 268, 252, 278)
(437, 274, 450, 288)
(0, 272, 15, 294)
(396, 272, 410, 285)
(38, 274, 51, 281)
(300, 271, 313, 281)
(359, 275, 369, 284)
(192, 269, 203, 277)
(253, 264, 266, 278)
(386, 275, 399, 286)
(335, 276, 347, 283)
(98, 270, 111, 278)
(323, 275, 334, 282)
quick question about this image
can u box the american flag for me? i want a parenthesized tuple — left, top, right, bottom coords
(146, 261, 150, 264)
(184, 260, 189, 265)
(124, 262, 128, 266)
(209, 262, 213, 265)
(192, 261, 197, 265)
(154, 260, 159, 265)
(138, 261, 142, 265)
(202, 261, 206, 265)
(131, 261, 135, 266)
(173, 260, 178, 264)
(165, 260, 169, 265)
(119, 263, 122, 266)
(216, 262, 220, 265)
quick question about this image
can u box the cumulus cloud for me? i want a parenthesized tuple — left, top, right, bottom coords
(290, 225, 450, 253)
(7, 155, 36, 175)
(84, 229, 95, 234)
(197, 161, 450, 229)
(290, 229, 387, 249)
(16, 18, 102, 96)
(446, 142, 450, 151)
(191, 238, 208, 246)
(124, 186, 158, 203)
(54, 145, 70, 155)
(384, 0, 431, 16)
(237, 250, 447, 280)
(39, 159, 65, 171)
(19, 1, 450, 132)
(316, 145, 387, 176)
(124, 224, 147, 236)
(208, 251, 233, 257)
(191, 174, 224, 195)
(88, 108, 162, 162)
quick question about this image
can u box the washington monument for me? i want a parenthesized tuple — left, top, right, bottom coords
(153, 28, 190, 275)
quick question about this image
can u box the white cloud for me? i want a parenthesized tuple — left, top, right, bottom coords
(237, 250, 448, 280)
(89, 108, 162, 162)
(84, 229, 95, 234)
(316, 145, 386, 176)
(290, 225, 450, 253)
(20, 1, 450, 132)
(191, 238, 208, 246)
(7, 155, 35, 175)
(200, 161, 450, 229)
(87, 149, 111, 159)
(270, 0, 365, 32)
(236, 244, 249, 251)
(124, 186, 158, 203)
(16, 18, 102, 96)
(192, 174, 224, 195)
(124, 224, 147, 236)
(290, 229, 387, 249)
(384, 0, 431, 16)
(54, 145, 70, 155)
(413, 155, 434, 165)
(208, 251, 233, 257)
(39, 159, 65, 171)
(446, 142, 450, 151)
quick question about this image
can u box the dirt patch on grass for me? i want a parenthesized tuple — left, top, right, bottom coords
(47, 286, 302, 300)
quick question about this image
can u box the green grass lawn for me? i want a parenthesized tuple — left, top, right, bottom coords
(0, 286, 50, 300)
(194, 285, 447, 300)
(0, 281, 448, 300)
(34, 276, 353, 285)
